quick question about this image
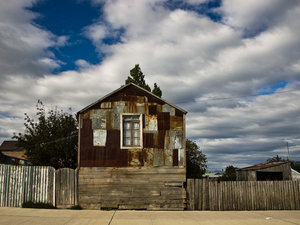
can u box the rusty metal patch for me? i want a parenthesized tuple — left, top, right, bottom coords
(143, 148, 153, 166)
(157, 112, 170, 130)
(173, 149, 178, 166)
(164, 148, 173, 166)
(129, 149, 143, 167)
(101, 102, 112, 109)
(170, 116, 183, 130)
(143, 133, 154, 148)
(148, 105, 157, 115)
(145, 115, 157, 131)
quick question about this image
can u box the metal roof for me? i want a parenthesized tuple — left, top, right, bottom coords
(78, 82, 187, 115)
(237, 161, 289, 171)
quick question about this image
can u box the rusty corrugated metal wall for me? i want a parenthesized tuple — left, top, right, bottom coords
(79, 84, 186, 168)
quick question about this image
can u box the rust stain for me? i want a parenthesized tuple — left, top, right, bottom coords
(125, 101, 138, 113)
(170, 116, 183, 130)
(145, 114, 157, 131)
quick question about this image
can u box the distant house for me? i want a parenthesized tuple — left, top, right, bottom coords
(0, 140, 28, 165)
(77, 83, 187, 210)
(236, 161, 291, 181)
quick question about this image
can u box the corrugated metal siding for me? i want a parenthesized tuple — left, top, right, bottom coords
(0, 164, 78, 208)
(0, 164, 54, 207)
(79, 84, 185, 168)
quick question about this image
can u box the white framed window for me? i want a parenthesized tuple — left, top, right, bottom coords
(120, 114, 143, 149)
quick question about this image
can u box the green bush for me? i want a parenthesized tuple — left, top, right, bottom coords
(22, 201, 56, 209)
(68, 205, 82, 210)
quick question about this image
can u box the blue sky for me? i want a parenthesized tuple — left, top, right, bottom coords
(0, 0, 300, 170)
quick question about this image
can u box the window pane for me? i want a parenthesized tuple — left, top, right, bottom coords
(133, 138, 139, 146)
(122, 114, 141, 147)
(133, 130, 139, 137)
(124, 130, 131, 137)
(124, 138, 131, 146)
(124, 121, 131, 129)
(133, 122, 139, 129)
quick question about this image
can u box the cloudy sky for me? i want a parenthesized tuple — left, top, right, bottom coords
(0, 0, 299, 171)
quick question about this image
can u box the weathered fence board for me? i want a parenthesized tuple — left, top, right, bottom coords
(187, 179, 300, 210)
(0, 164, 77, 208)
(55, 168, 78, 208)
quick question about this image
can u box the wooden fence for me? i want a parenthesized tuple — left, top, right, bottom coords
(55, 168, 78, 208)
(187, 179, 300, 210)
(0, 164, 77, 208)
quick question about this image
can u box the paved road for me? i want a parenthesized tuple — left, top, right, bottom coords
(0, 207, 299, 225)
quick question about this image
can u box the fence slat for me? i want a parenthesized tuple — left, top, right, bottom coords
(0, 164, 77, 208)
(186, 178, 300, 210)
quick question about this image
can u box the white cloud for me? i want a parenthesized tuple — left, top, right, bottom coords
(219, 0, 299, 35)
(1, 0, 300, 170)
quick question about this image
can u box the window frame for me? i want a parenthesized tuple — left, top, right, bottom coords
(120, 113, 143, 149)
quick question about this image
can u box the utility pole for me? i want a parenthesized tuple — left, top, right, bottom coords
(286, 142, 290, 161)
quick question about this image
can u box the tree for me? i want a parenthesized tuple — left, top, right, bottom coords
(125, 64, 162, 97)
(219, 165, 237, 181)
(266, 155, 285, 163)
(186, 139, 207, 178)
(152, 82, 162, 98)
(13, 100, 78, 169)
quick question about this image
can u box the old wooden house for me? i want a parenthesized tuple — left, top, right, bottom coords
(77, 83, 187, 210)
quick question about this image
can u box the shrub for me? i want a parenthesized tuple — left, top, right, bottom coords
(22, 201, 56, 209)
(68, 205, 82, 210)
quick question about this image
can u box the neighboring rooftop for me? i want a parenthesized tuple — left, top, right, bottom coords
(237, 161, 289, 171)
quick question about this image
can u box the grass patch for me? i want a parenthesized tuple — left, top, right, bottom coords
(22, 201, 56, 209)
(68, 205, 83, 210)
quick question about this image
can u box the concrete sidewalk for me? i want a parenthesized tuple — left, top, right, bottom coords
(0, 207, 299, 225)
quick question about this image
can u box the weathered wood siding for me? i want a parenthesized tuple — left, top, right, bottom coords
(78, 167, 186, 210)
(55, 168, 78, 208)
(187, 179, 300, 210)
(0, 164, 77, 208)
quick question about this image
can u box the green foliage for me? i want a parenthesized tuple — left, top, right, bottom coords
(22, 201, 56, 209)
(68, 205, 83, 210)
(125, 64, 162, 97)
(13, 100, 78, 169)
(152, 82, 162, 98)
(266, 155, 285, 163)
(219, 165, 237, 181)
(186, 139, 207, 178)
